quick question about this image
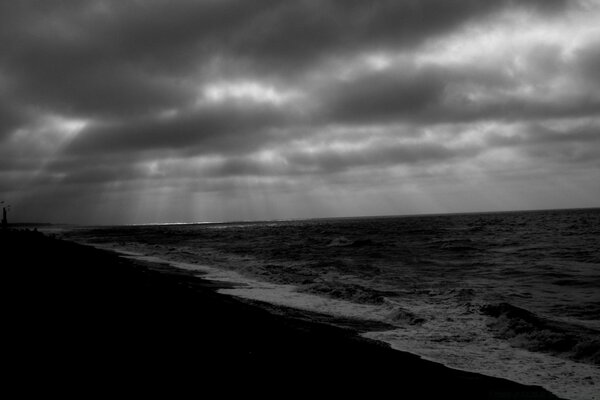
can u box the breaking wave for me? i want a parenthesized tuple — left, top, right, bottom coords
(481, 302, 600, 365)
(302, 281, 394, 305)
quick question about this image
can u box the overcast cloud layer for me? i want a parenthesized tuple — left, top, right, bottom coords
(1, 0, 599, 224)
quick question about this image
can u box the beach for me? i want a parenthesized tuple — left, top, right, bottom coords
(2, 228, 561, 398)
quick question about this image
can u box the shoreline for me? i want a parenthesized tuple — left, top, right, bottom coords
(3, 229, 561, 398)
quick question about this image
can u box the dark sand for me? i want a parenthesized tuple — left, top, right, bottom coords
(2, 229, 560, 398)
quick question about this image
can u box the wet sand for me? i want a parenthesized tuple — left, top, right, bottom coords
(2, 229, 560, 398)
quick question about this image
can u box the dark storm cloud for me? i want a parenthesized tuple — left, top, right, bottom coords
(11, 62, 192, 118)
(64, 103, 293, 156)
(225, 0, 568, 69)
(2, 24, 194, 118)
(318, 57, 600, 126)
(0, 0, 571, 118)
(0, 0, 272, 119)
(0, 0, 575, 130)
(59, 164, 143, 185)
(5, 0, 565, 65)
(321, 69, 445, 123)
(575, 40, 600, 87)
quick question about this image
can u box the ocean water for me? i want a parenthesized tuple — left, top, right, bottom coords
(62, 208, 600, 399)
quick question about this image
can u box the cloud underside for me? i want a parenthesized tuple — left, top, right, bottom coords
(1, 0, 599, 222)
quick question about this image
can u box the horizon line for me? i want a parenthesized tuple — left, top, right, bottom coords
(9, 205, 600, 227)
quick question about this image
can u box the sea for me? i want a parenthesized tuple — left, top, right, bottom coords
(59, 208, 599, 400)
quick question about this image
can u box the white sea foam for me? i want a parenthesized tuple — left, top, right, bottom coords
(106, 244, 395, 322)
(363, 303, 600, 400)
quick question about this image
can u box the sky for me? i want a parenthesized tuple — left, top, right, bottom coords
(1, 0, 599, 225)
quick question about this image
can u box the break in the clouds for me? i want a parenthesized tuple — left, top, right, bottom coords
(1, 0, 599, 224)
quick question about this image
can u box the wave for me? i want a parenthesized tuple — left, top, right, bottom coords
(481, 302, 600, 365)
(552, 303, 600, 322)
(325, 236, 377, 248)
(385, 307, 426, 325)
(302, 281, 394, 305)
(426, 238, 480, 252)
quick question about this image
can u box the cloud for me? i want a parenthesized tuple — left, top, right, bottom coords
(284, 140, 478, 175)
(223, 0, 569, 69)
(487, 120, 600, 165)
(63, 102, 294, 157)
(319, 68, 445, 124)
(0, 0, 579, 128)
(1, 0, 598, 223)
(574, 39, 600, 88)
(0, 100, 27, 142)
